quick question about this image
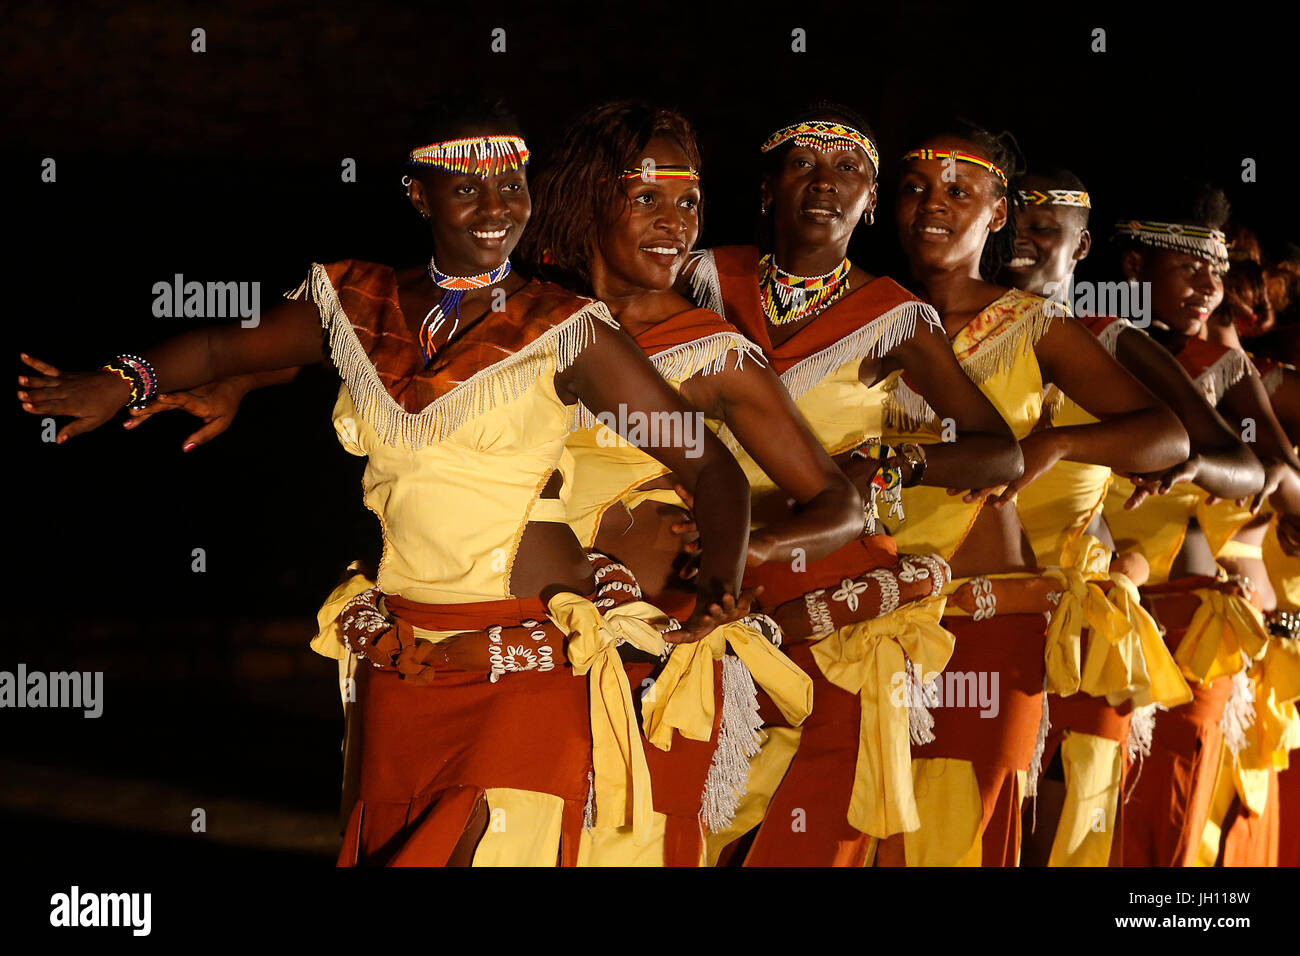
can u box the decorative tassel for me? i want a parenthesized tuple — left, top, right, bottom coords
(883, 375, 937, 431)
(1127, 702, 1158, 763)
(291, 263, 617, 449)
(1040, 384, 1065, 425)
(583, 769, 596, 830)
(1220, 667, 1256, 758)
(699, 654, 765, 834)
(1196, 349, 1251, 407)
(1025, 679, 1052, 801)
(685, 250, 727, 319)
(907, 657, 936, 745)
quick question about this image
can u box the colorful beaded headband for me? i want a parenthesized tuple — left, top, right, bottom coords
(1018, 188, 1091, 209)
(901, 149, 1008, 188)
(1113, 219, 1230, 268)
(761, 121, 880, 175)
(620, 165, 700, 182)
(408, 135, 530, 176)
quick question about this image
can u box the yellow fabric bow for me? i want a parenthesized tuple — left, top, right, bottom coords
(1105, 572, 1192, 708)
(311, 562, 377, 660)
(641, 619, 812, 751)
(1175, 590, 1269, 685)
(547, 591, 659, 845)
(1043, 536, 1131, 697)
(810, 594, 954, 838)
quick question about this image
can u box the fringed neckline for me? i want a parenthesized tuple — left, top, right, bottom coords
(294, 262, 617, 449)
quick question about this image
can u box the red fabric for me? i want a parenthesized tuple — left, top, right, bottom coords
(634, 305, 745, 355)
(742, 640, 873, 867)
(1276, 764, 1300, 865)
(916, 614, 1048, 770)
(1216, 769, 1280, 867)
(1173, 335, 1237, 381)
(744, 534, 899, 609)
(1121, 586, 1232, 866)
(710, 245, 926, 373)
(875, 766, 1023, 867)
(338, 596, 592, 867)
(317, 261, 595, 413)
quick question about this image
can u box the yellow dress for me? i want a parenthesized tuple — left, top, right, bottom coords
(300, 262, 675, 864)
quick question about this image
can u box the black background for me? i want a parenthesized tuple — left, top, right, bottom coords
(2, 0, 1295, 903)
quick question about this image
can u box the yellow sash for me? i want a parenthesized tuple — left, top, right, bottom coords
(1042, 536, 1131, 697)
(1106, 573, 1193, 708)
(810, 594, 955, 837)
(1175, 591, 1269, 685)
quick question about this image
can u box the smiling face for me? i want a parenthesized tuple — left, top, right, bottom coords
(766, 120, 876, 262)
(896, 135, 1007, 279)
(409, 123, 531, 275)
(1004, 179, 1090, 294)
(590, 134, 701, 296)
(1128, 247, 1225, 335)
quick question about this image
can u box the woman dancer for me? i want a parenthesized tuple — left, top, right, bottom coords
(682, 103, 1025, 865)
(876, 122, 1188, 866)
(15, 99, 758, 866)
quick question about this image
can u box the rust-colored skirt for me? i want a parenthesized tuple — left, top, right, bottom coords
(877, 612, 1048, 867)
(1121, 585, 1230, 867)
(337, 595, 593, 867)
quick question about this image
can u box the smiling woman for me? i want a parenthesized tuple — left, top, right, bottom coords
(14, 95, 761, 867)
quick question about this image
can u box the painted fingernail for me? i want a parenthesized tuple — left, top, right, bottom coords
(183, 442, 196, 452)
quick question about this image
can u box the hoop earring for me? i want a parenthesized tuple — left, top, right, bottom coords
(401, 175, 412, 187)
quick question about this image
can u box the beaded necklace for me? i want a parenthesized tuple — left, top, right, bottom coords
(758, 253, 851, 326)
(418, 256, 511, 365)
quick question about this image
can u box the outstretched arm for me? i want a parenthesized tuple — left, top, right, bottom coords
(557, 320, 751, 616)
(680, 357, 863, 566)
(17, 298, 324, 442)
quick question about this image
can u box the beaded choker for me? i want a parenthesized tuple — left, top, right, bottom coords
(1113, 220, 1230, 270)
(1019, 188, 1091, 208)
(408, 135, 530, 177)
(758, 253, 851, 325)
(761, 121, 880, 175)
(901, 149, 1008, 188)
(418, 257, 512, 365)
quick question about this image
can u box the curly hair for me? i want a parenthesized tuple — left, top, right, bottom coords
(517, 101, 702, 295)
(907, 119, 1026, 281)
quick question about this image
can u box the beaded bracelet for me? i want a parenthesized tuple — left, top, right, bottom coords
(101, 353, 158, 409)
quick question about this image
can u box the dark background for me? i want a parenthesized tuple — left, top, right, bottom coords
(2, 0, 1294, 873)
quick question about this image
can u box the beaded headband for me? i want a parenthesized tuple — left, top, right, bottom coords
(901, 149, 1008, 188)
(408, 135, 530, 176)
(620, 165, 700, 182)
(1019, 188, 1091, 209)
(1113, 219, 1230, 269)
(761, 121, 880, 175)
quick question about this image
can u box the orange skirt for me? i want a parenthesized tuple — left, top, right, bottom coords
(1121, 585, 1230, 866)
(337, 595, 593, 867)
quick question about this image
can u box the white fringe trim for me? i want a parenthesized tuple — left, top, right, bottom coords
(699, 653, 765, 834)
(292, 262, 617, 449)
(1024, 680, 1052, 800)
(883, 375, 938, 431)
(906, 657, 937, 745)
(572, 332, 766, 432)
(1220, 667, 1257, 758)
(582, 769, 596, 830)
(1196, 349, 1251, 408)
(1261, 362, 1291, 397)
(1096, 317, 1130, 356)
(778, 300, 942, 404)
(1127, 703, 1159, 763)
(685, 249, 727, 320)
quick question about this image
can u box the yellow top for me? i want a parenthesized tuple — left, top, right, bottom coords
(560, 326, 759, 547)
(299, 261, 619, 604)
(884, 288, 1062, 559)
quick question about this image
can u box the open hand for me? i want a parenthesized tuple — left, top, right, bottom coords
(16, 353, 133, 443)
